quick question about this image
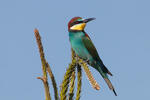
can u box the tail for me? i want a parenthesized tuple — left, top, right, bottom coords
(96, 62, 117, 96)
(104, 78, 117, 96)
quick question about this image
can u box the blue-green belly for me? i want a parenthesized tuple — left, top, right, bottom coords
(70, 37, 90, 60)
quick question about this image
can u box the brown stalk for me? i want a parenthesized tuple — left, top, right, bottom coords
(34, 29, 51, 100)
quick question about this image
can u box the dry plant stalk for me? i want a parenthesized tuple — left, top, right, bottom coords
(34, 29, 51, 100)
(60, 51, 76, 100)
(75, 64, 82, 100)
(46, 62, 59, 100)
(77, 57, 100, 90)
(68, 70, 76, 100)
(68, 49, 76, 100)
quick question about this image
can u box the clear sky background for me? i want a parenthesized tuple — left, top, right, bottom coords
(0, 0, 150, 100)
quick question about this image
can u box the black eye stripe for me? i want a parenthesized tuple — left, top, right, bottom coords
(70, 21, 83, 27)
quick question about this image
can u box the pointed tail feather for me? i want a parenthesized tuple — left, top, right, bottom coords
(95, 63, 117, 96)
(104, 78, 117, 96)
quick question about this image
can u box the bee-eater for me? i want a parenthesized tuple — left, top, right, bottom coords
(68, 17, 117, 96)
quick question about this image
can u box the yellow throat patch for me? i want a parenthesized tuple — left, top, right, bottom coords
(70, 23, 86, 30)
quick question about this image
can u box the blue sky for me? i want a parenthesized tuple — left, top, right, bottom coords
(0, 0, 150, 100)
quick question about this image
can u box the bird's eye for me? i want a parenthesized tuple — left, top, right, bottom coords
(70, 21, 83, 27)
(76, 21, 83, 24)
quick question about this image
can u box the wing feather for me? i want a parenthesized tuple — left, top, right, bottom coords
(82, 33, 113, 76)
(82, 33, 100, 61)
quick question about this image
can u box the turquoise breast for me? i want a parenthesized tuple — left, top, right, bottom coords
(69, 31, 91, 60)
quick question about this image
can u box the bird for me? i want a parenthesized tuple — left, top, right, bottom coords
(68, 17, 117, 96)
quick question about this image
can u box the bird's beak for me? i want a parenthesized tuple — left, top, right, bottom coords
(83, 18, 96, 23)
